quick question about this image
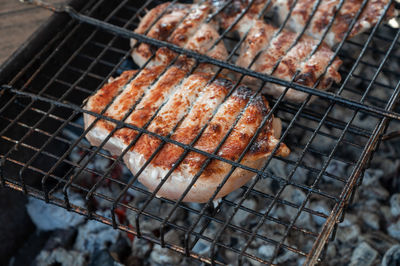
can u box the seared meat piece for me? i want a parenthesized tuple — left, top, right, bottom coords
(204, 0, 396, 47)
(235, 19, 278, 70)
(84, 47, 177, 154)
(84, 66, 289, 202)
(273, 0, 397, 47)
(235, 17, 342, 102)
(131, 3, 188, 66)
(138, 84, 288, 202)
(131, 2, 227, 68)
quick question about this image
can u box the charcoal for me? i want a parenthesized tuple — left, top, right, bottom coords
(109, 237, 131, 263)
(362, 184, 390, 201)
(336, 224, 361, 243)
(310, 201, 330, 226)
(124, 255, 146, 266)
(192, 239, 210, 256)
(10, 230, 52, 266)
(382, 245, 400, 266)
(150, 230, 182, 265)
(0, 189, 34, 265)
(349, 242, 378, 266)
(325, 160, 349, 178)
(381, 206, 393, 225)
(282, 186, 306, 206)
(35, 247, 87, 266)
(232, 198, 257, 226)
(26, 193, 85, 231)
(274, 246, 296, 264)
(132, 237, 152, 258)
(89, 249, 123, 266)
(361, 211, 381, 230)
(43, 228, 77, 251)
(388, 220, 400, 241)
(74, 213, 120, 254)
(257, 244, 275, 261)
(390, 194, 400, 217)
(361, 232, 399, 255)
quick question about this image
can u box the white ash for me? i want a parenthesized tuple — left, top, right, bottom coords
(388, 220, 400, 242)
(382, 245, 400, 266)
(257, 244, 275, 262)
(360, 211, 381, 230)
(74, 211, 120, 254)
(35, 247, 87, 266)
(349, 242, 378, 266)
(131, 237, 152, 258)
(150, 230, 182, 265)
(22, 83, 400, 266)
(26, 192, 85, 231)
(390, 193, 400, 217)
(310, 201, 330, 226)
(325, 160, 349, 178)
(94, 184, 123, 210)
(232, 198, 257, 226)
(360, 232, 398, 255)
(192, 239, 210, 256)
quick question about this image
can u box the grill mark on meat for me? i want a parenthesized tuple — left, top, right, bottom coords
(182, 91, 289, 181)
(273, 0, 396, 47)
(114, 57, 195, 147)
(274, 36, 317, 82)
(232, 15, 342, 101)
(134, 3, 170, 35)
(107, 68, 162, 120)
(180, 86, 252, 173)
(297, 43, 342, 88)
(185, 22, 229, 72)
(132, 4, 190, 66)
(91, 48, 176, 143)
(216, 95, 268, 161)
(312, 1, 337, 33)
(132, 3, 224, 67)
(88, 70, 136, 115)
(169, 4, 211, 47)
(204, 0, 395, 48)
(85, 70, 290, 202)
(133, 72, 212, 160)
(292, 0, 316, 22)
(236, 19, 277, 70)
(151, 78, 230, 169)
(251, 30, 297, 75)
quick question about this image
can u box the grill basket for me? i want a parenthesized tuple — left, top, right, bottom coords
(1, 0, 400, 265)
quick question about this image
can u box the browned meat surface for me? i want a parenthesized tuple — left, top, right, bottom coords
(131, 2, 227, 68)
(267, 0, 396, 46)
(234, 17, 342, 102)
(84, 62, 289, 202)
(203, 0, 396, 46)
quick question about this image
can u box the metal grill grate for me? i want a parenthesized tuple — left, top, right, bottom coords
(1, 0, 400, 264)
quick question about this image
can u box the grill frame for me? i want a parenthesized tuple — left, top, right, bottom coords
(1, 0, 400, 265)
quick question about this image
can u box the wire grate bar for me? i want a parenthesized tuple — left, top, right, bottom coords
(62, 9, 400, 121)
(1, 0, 400, 265)
(1, 152, 313, 263)
(306, 78, 400, 264)
(269, 6, 400, 262)
(236, 2, 399, 262)
(1, 84, 357, 202)
(0, 110, 334, 223)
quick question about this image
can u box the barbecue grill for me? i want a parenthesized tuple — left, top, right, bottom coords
(1, 0, 400, 264)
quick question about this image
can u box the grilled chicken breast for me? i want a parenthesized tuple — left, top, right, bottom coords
(273, 0, 397, 47)
(131, 2, 227, 68)
(207, 0, 397, 47)
(235, 16, 342, 102)
(84, 63, 289, 202)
